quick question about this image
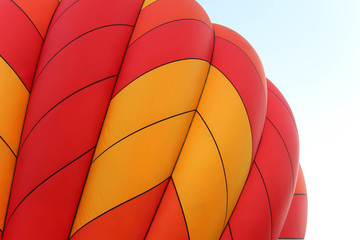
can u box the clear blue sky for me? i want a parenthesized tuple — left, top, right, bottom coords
(196, 0, 360, 239)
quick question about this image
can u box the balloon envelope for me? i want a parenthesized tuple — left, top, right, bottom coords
(0, 0, 307, 239)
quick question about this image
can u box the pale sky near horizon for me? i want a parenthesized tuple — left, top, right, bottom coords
(196, 0, 360, 239)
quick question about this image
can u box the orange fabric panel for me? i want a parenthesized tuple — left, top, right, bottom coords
(93, 60, 209, 159)
(295, 166, 307, 195)
(146, 179, 189, 240)
(142, 0, 158, 10)
(0, 55, 28, 231)
(0, 56, 29, 152)
(71, 180, 168, 240)
(0, 140, 16, 229)
(70, 111, 194, 236)
(172, 114, 227, 239)
(197, 66, 252, 223)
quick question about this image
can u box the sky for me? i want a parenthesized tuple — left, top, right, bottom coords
(196, 0, 360, 239)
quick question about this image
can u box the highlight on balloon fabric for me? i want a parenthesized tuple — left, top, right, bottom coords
(0, 0, 307, 239)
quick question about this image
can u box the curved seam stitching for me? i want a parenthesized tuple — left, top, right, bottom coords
(172, 180, 191, 240)
(0, 54, 29, 92)
(19, 75, 117, 151)
(266, 117, 295, 188)
(215, 36, 266, 100)
(267, 87, 298, 128)
(144, 23, 216, 240)
(4, 147, 95, 227)
(0, 136, 16, 157)
(209, 64, 257, 231)
(10, 0, 43, 39)
(129, 18, 213, 48)
(111, 58, 210, 99)
(0, 2, 62, 237)
(29, 0, 62, 93)
(228, 223, 234, 240)
(49, 0, 80, 31)
(67, 1, 147, 238)
(69, 178, 169, 239)
(32, 24, 133, 87)
(254, 161, 273, 240)
(41, 0, 62, 45)
(211, 65, 256, 153)
(92, 110, 195, 165)
(220, 123, 266, 235)
(196, 110, 229, 226)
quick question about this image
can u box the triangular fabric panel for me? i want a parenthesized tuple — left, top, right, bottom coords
(145, 179, 189, 240)
(219, 225, 233, 240)
(71, 179, 169, 240)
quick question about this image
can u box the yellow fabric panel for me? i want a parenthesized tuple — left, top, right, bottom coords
(173, 114, 227, 240)
(93, 59, 209, 160)
(0, 56, 29, 153)
(70, 111, 194, 236)
(142, 0, 159, 10)
(197, 66, 252, 223)
(0, 140, 16, 229)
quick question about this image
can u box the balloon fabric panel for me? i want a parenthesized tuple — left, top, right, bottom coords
(278, 166, 308, 240)
(222, 80, 300, 240)
(71, 0, 214, 237)
(212, 25, 267, 160)
(0, 0, 60, 234)
(1, 0, 144, 239)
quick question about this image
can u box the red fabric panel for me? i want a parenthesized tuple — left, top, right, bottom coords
(130, 0, 212, 44)
(20, 27, 132, 148)
(228, 165, 271, 240)
(145, 179, 189, 240)
(3, 0, 144, 239)
(279, 166, 307, 238)
(35, 0, 142, 85)
(255, 120, 294, 240)
(49, 0, 79, 29)
(213, 24, 266, 91)
(0, 0, 43, 90)
(2, 148, 94, 239)
(212, 31, 266, 160)
(228, 80, 299, 239)
(6, 77, 116, 219)
(267, 80, 299, 181)
(71, 180, 169, 240)
(278, 195, 308, 239)
(112, 19, 214, 97)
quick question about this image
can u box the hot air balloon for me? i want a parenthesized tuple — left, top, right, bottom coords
(0, 0, 307, 239)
